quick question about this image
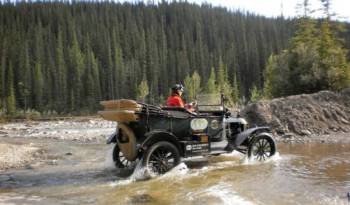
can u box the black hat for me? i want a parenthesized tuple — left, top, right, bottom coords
(172, 84, 184, 92)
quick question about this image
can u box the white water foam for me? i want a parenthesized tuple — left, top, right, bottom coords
(159, 162, 189, 178)
(104, 145, 117, 169)
(186, 182, 255, 205)
(109, 161, 191, 187)
(108, 150, 282, 187)
(221, 150, 245, 158)
(320, 195, 349, 205)
(0, 193, 44, 205)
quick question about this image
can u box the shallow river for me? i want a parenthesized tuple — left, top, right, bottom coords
(0, 138, 349, 205)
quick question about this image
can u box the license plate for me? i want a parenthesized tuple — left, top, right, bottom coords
(182, 142, 209, 157)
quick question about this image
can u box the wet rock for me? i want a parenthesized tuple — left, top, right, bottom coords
(48, 160, 58, 165)
(282, 133, 295, 139)
(276, 127, 289, 135)
(340, 118, 349, 124)
(25, 164, 34, 169)
(300, 130, 312, 136)
(129, 194, 155, 204)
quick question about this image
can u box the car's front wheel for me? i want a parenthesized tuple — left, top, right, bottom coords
(248, 134, 276, 161)
(142, 141, 180, 175)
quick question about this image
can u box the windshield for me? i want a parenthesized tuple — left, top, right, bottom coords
(196, 93, 223, 111)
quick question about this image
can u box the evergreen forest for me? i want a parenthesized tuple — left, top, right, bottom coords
(0, 1, 349, 116)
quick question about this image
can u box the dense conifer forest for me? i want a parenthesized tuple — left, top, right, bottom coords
(0, 1, 349, 115)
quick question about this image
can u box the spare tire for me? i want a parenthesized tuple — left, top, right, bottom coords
(117, 123, 138, 161)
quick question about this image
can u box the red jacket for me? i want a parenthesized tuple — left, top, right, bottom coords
(166, 94, 185, 107)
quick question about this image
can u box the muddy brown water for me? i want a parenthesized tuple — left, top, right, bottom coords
(0, 138, 349, 205)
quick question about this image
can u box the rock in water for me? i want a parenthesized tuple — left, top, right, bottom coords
(129, 194, 155, 203)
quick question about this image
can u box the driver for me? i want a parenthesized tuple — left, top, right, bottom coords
(167, 84, 196, 112)
(167, 84, 185, 107)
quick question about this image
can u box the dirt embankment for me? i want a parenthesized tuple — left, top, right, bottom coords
(242, 88, 350, 139)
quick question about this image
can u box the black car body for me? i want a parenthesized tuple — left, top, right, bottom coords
(100, 94, 276, 176)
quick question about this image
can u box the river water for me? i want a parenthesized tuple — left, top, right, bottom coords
(0, 139, 349, 205)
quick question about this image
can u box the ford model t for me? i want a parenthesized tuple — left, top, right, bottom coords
(99, 94, 276, 176)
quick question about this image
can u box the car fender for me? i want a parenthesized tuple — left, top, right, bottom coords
(140, 130, 181, 152)
(234, 126, 270, 146)
(254, 132, 276, 144)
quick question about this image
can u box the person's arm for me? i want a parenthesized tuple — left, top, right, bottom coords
(176, 97, 185, 107)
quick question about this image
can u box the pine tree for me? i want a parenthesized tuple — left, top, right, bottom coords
(264, 0, 350, 97)
(0, 39, 6, 110)
(33, 61, 43, 110)
(318, 0, 350, 90)
(191, 71, 201, 100)
(217, 57, 233, 104)
(232, 73, 240, 104)
(184, 74, 192, 100)
(55, 29, 67, 111)
(106, 40, 115, 99)
(114, 43, 125, 98)
(291, 0, 318, 47)
(33, 25, 44, 110)
(68, 31, 84, 111)
(90, 50, 101, 102)
(206, 67, 217, 94)
(137, 75, 149, 102)
(83, 46, 96, 110)
(217, 57, 225, 91)
(6, 62, 16, 115)
(249, 85, 262, 103)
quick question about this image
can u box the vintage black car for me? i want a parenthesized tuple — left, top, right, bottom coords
(99, 94, 276, 176)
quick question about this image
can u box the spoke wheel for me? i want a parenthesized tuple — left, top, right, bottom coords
(142, 141, 180, 175)
(112, 144, 136, 177)
(248, 135, 276, 161)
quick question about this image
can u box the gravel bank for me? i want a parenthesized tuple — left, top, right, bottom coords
(0, 118, 116, 142)
(0, 117, 116, 170)
(0, 143, 40, 170)
(242, 88, 350, 140)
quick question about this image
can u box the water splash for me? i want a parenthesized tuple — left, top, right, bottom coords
(109, 161, 189, 187)
(108, 148, 282, 187)
(159, 162, 189, 178)
(241, 152, 281, 165)
(104, 145, 117, 169)
(240, 151, 280, 164)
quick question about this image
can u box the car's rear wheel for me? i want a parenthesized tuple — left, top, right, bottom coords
(142, 141, 180, 175)
(248, 135, 276, 161)
(112, 144, 136, 177)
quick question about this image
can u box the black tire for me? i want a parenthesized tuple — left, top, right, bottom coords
(248, 135, 276, 161)
(142, 141, 181, 175)
(112, 144, 136, 177)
